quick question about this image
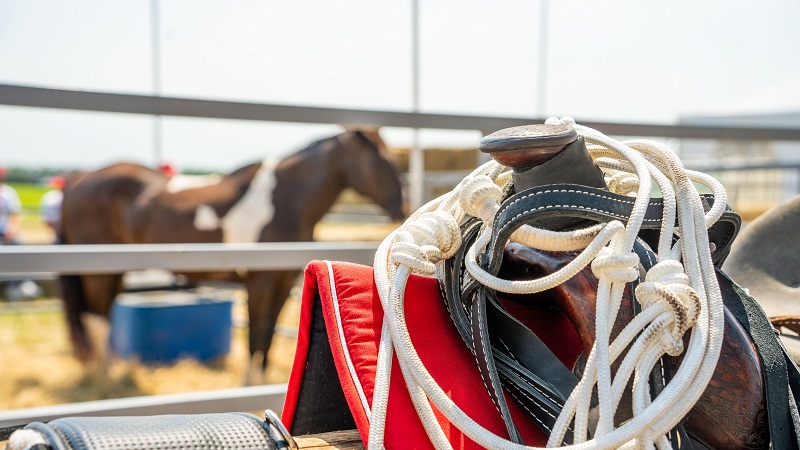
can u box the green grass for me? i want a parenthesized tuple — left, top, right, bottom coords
(7, 182, 49, 213)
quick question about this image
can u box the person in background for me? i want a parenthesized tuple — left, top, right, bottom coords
(0, 166, 39, 300)
(40, 175, 65, 240)
(0, 166, 22, 245)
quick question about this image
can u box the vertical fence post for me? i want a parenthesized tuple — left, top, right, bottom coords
(151, 0, 163, 166)
(408, 0, 425, 210)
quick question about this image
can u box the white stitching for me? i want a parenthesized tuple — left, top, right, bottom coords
(436, 278, 451, 316)
(474, 308, 504, 416)
(500, 374, 576, 445)
(496, 203, 661, 246)
(498, 351, 567, 413)
(500, 188, 638, 209)
(497, 337, 521, 365)
(503, 384, 552, 432)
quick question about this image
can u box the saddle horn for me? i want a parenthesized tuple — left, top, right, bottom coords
(481, 123, 606, 232)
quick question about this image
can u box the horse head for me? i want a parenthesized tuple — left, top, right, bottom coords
(337, 129, 406, 222)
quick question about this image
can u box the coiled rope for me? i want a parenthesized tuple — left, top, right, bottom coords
(370, 118, 726, 449)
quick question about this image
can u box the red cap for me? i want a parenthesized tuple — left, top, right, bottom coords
(49, 176, 66, 190)
(160, 163, 176, 177)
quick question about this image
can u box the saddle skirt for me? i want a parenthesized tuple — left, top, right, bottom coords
(281, 260, 584, 449)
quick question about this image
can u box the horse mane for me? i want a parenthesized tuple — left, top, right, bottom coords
(228, 162, 261, 177)
(295, 132, 341, 156)
(294, 129, 374, 157)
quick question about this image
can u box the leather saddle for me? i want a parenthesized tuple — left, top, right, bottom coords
(439, 124, 800, 449)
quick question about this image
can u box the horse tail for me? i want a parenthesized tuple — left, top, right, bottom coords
(58, 175, 93, 361)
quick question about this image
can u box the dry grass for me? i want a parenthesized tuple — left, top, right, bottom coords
(0, 295, 301, 410)
(2, 219, 398, 412)
(18, 213, 400, 245)
(314, 221, 399, 241)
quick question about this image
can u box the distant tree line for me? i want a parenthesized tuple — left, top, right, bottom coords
(3, 166, 218, 184)
(2, 167, 75, 184)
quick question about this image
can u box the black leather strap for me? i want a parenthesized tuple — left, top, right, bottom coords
(486, 184, 740, 274)
(443, 220, 577, 444)
(717, 270, 800, 449)
(471, 289, 525, 444)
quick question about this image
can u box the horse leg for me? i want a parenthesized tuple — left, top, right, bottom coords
(79, 274, 123, 373)
(244, 270, 298, 385)
(60, 274, 92, 361)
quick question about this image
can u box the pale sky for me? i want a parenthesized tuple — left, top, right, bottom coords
(1, 0, 799, 171)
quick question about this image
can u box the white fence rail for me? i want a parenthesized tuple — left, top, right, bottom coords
(0, 385, 288, 429)
(3, 84, 800, 140)
(0, 242, 379, 275)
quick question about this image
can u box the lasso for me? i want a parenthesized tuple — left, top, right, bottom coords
(370, 117, 727, 449)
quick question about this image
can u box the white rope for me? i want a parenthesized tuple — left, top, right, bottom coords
(370, 117, 725, 449)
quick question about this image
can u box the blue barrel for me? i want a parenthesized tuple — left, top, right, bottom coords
(110, 291, 233, 363)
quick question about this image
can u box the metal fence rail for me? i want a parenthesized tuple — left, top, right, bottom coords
(3, 84, 800, 140)
(0, 242, 379, 275)
(0, 384, 287, 429)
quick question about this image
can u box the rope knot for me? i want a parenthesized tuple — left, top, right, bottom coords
(591, 247, 640, 283)
(635, 260, 702, 356)
(644, 259, 690, 286)
(607, 171, 640, 197)
(390, 211, 462, 274)
(659, 330, 684, 356)
(459, 175, 503, 224)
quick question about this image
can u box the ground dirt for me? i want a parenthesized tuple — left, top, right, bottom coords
(0, 291, 301, 411)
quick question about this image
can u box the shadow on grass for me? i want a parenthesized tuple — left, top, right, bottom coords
(52, 370, 143, 404)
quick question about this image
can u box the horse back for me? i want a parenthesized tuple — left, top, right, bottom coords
(62, 163, 165, 245)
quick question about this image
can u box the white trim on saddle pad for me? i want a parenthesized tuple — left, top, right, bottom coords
(324, 260, 373, 420)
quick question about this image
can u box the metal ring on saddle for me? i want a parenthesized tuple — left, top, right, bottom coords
(264, 409, 298, 450)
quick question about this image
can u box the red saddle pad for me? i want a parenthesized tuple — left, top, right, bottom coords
(282, 260, 583, 449)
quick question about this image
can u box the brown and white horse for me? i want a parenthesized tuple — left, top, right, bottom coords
(59, 129, 405, 382)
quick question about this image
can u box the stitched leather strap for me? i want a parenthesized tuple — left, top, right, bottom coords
(443, 219, 576, 444)
(486, 184, 739, 274)
(471, 288, 526, 444)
